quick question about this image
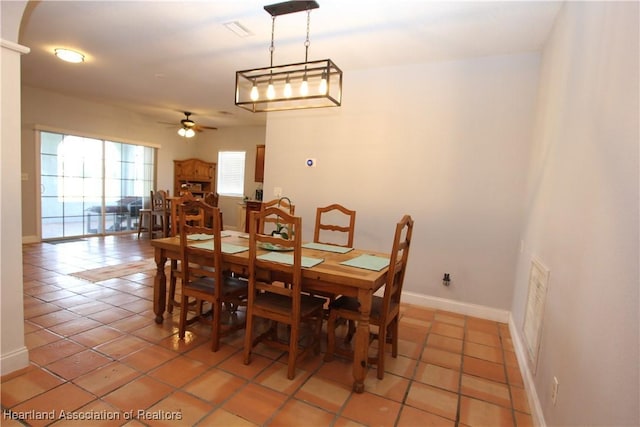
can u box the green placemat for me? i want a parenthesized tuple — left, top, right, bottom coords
(340, 254, 390, 271)
(190, 241, 248, 254)
(191, 241, 214, 251)
(187, 233, 213, 241)
(302, 242, 353, 253)
(187, 231, 231, 241)
(258, 252, 324, 268)
(221, 243, 249, 254)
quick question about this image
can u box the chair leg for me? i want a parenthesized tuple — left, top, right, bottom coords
(324, 312, 337, 362)
(149, 213, 155, 239)
(211, 300, 221, 352)
(314, 313, 323, 355)
(178, 294, 188, 339)
(168, 260, 178, 314)
(345, 320, 356, 343)
(243, 308, 254, 365)
(376, 322, 387, 380)
(137, 211, 143, 238)
(162, 213, 168, 238)
(287, 322, 299, 380)
(391, 318, 399, 358)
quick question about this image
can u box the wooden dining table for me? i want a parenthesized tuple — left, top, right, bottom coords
(150, 230, 389, 393)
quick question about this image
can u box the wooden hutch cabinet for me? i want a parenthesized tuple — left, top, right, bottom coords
(173, 158, 216, 197)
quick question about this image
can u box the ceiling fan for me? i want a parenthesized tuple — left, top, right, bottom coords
(167, 112, 217, 138)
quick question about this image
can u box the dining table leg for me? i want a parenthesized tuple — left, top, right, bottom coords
(153, 249, 168, 324)
(352, 288, 373, 393)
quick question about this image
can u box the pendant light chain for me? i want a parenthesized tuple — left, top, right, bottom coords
(304, 9, 311, 62)
(269, 15, 276, 67)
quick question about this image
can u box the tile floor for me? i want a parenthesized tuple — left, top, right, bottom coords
(2, 234, 533, 427)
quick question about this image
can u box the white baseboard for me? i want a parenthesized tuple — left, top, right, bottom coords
(402, 291, 545, 426)
(22, 235, 39, 244)
(402, 291, 510, 323)
(1, 346, 29, 376)
(508, 313, 546, 427)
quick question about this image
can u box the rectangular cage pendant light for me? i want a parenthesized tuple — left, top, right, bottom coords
(234, 1, 343, 113)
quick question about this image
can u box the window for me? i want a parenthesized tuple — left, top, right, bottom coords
(217, 151, 246, 197)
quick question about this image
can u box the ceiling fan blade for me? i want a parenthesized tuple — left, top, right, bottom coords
(194, 125, 218, 131)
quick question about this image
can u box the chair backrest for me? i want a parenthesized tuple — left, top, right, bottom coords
(179, 196, 223, 295)
(151, 190, 169, 212)
(381, 215, 414, 314)
(174, 192, 205, 236)
(203, 192, 222, 227)
(248, 206, 302, 313)
(313, 204, 356, 247)
(259, 198, 295, 235)
(203, 192, 219, 207)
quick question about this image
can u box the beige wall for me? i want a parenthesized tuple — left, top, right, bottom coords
(511, 2, 639, 425)
(264, 52, 540, 310)
(20, 86, 266, 238)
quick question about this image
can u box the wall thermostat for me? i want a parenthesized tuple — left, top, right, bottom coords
(305, 158, 316, 167)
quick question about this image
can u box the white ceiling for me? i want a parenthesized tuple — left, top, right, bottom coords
(17, 0, 562, 129)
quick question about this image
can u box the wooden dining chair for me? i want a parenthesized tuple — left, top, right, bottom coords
(243, 207, 325, 379)
(314, 203, 356, 248)
(259, 198, 295, 235)
(177, 196, 248, 352)
(168, 191, 206, 313)
(324, 214, 414, 379)
(150, 190, 170, 238)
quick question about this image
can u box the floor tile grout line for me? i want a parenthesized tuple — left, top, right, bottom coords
(500, 324, 520, 427)
(393, 310, 433, 427)
(9, 235, 534, 427)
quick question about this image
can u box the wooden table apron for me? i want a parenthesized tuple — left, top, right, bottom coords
(150, 233, 388, 393)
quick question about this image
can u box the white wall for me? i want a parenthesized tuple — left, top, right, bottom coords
(20, 86, 265, 239)
(264, 53, 540, 310)
(511, 2, 639, 425)
(1, 0, 30, 375)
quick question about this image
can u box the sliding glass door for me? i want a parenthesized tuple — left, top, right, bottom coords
(40, 131, 154, 240)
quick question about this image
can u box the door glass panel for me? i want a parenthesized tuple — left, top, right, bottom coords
(40, 131, 154, 240)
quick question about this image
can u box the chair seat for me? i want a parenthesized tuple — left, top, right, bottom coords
(188, 275, 248, 297)
(330, 295, 398, 322)
(255, 292, 325, 317)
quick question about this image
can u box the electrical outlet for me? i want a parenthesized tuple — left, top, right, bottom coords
(551, 376, 559, 405)
(273, 187, 282, 197)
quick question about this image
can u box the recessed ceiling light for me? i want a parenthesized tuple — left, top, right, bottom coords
(54, 48, 85, 63)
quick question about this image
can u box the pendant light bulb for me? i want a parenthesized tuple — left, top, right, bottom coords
(267, 79, 276, 100)
(300, 74, 309, 96)
(250, 80, 259, 101)
(284, 75, 292, 98)
(319, 70, 328, 95)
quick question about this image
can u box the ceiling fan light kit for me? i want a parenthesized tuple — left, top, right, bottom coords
(178, 127, 196, 138)
(235, 0, 342, 113)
